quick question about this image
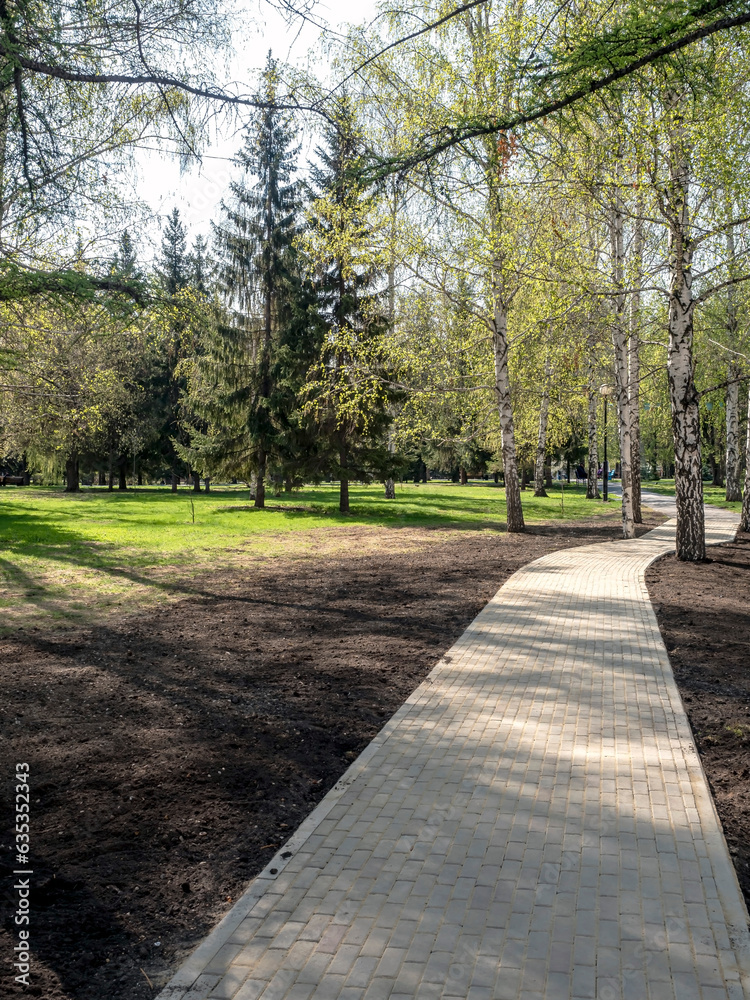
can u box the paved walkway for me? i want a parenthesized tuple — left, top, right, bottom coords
(159, 497, 750, 1000)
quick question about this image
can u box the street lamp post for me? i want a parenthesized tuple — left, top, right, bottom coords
(600, 385, 613, 502)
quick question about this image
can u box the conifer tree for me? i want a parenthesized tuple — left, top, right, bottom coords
(110, 231, 141, 281)
(158, 208, 190, 296)
(304, 104, 397, 513)
(190, 235, 210, 297)
(182, 56, 309, 506)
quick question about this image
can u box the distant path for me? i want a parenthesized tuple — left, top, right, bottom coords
(159, 498, 749, 1000)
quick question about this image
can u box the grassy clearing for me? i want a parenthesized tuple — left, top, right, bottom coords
(0, 480, 617, 629)
(640, 479, 743, 513)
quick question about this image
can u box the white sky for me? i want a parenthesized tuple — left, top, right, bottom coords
(135, 0, 379, 253)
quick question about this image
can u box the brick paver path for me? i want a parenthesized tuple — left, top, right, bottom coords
(159, 498, 750, 1000)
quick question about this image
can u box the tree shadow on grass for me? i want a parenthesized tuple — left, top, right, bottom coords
(3, 535, 734, 1000)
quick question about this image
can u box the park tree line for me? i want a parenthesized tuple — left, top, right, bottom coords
(1, 2, 750, 557)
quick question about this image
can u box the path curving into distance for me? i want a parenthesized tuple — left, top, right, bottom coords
(159, 495, 749, 1000)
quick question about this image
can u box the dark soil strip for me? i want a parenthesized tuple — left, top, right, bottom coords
(647, 530, 750, 913)
(0, 512, 665, 1000)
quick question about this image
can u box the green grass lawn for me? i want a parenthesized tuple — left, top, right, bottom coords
(640, 479, 743, 513)
(0, 480, 617, 629)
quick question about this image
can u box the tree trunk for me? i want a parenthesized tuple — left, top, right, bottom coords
(725, 221, 742, 501)
(493, 298, 524, 531)
(726, 371, 742, 501)
(384, 479, 395, 499)
(284, 475, 293, 493)
(459, 466, 468, 486)
(665, 93, 705, 561)
(98, 470, 106, 486)
(204, 477, 211, 493)
(137, 469, 143, 486)
(709, 449, 723, 487)
(108, 448, 115, 491)
(171, 463, 178, 492)
(421, 463, 427, 483)
(493, 471, 499, 485)
(339, 437, 349, 513)
(628, 196, 645, 523)
(255, 449, 266, 509)
(740, 382, 750, 532)
(118, 456, 127, 490)
(534, 354, 550, 497)
(586, 366, 600, 500)
(192, 471, 201, 492)
(609, 186, 636, 539)
(64, 453, 79, 493)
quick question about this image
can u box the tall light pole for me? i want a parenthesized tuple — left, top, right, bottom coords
(600, 385, 613, 502)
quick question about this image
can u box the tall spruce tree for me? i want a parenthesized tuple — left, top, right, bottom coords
(304, 105, 397, 513)
(155, 207, 192, 489)
(158, 208, 190, 295)
(191, 235, 210, 296)
(182, 56, 308, 506)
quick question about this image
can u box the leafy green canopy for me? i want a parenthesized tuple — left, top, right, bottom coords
(356, 0, 750, 179)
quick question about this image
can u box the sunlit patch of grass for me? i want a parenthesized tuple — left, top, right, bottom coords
(640, 479, 742, 513)
(0, 480, 618, 630)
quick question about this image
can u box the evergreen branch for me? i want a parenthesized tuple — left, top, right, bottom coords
(0, 267, 148, 305)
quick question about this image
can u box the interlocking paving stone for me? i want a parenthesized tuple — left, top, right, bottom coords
(158, 496, 750, 1000)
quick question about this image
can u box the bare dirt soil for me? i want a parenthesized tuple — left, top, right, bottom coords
(647, 529, 750, 911)
(1, 510, 670, 1000)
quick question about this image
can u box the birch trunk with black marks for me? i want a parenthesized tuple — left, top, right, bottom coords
(534, 353, 551, 497)
(726, 374, 741, 501)
(664, 93, 704, 561)
(384, 186, 397, 501)
(586, 371, 600, 499)
(725, 226, 742, 501)
(740, 383, 750, 532)
(585, 310, 600, 499)
(493, 288, 524, 532)
(609, 185, 635, 539)
(466, 2, 524, 532)
(629, 202, 645, 522)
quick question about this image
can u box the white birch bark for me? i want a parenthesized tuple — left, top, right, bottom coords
(740, 382, 750, 532)
(534, 352, 551, 497)
(726, 374, 741, 501)
(725, 224, 742, 501)
(493, 281, 524, 532)
(609, 185, 635, 539)
(384, 184, 397, 501)
(664, 93, 705, 561)
(586, 363, 600, 500)
(629, 200, 645, 523)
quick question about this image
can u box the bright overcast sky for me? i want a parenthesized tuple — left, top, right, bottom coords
(135, 0, 379, 251)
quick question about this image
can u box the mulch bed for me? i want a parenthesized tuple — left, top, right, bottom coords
(647, 530, 750, 911)
(0, 507, 687, 1000)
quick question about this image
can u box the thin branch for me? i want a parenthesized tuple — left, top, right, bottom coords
(0, 42, 330, 119)
(360, 6, 750, 179)
(706, 337, 750, 360)
(699, 372, 750, 395)
(323, 0, 492, 102)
